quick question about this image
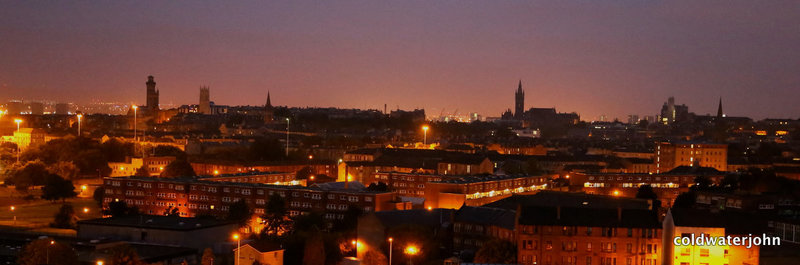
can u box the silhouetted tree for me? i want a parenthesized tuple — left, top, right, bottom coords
(47, 161, 80, 180)
(93, 187, 105, 206)
(10, 160, 50, 192)
(692, 176, 712, 191)
(261, 193, 291, 237)
(362, 250, 388, 265)
(163, 206, 180, 217)
(227, 199, 252, 227)
(673, 192, 697, 208)
(201, 248, 215, 265)
(106, 200, 138, 217)
(153, 145, 187, 160)
(17, 239, 79, 265)
(160, 159, 196, 178)
(474, 239, 517, 264)
(51, 204, 77, 229)
(366, 182, 389, 192)
(134, 165, 150, 177)
(42, 174, 78, 202)
(109, 244, 146, 265)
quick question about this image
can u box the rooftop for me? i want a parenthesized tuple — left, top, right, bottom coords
(77, 215, 236, 231)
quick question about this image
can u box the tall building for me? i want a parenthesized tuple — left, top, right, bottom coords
(659, 97, 688, 124)
(55, 103, 69, 115)
(146, 75, 159, 111)
(655, 141, 727, 173)
(29, 102, 44, 115)
(716, 98, 724, 119)
(264, 91, 274, 123)
(199, 86, 210, 114)
(515, 80, 525, 119)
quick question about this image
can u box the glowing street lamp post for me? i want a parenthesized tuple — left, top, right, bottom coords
(14, 119, 22, 163)
(405, 245, 419, 265)
(10, 206, 15, 225)
(285, 118, 290, 157)
(233, 234, 241, 265)
(46, 240, 54, 265)
(76, 113, 83, 137)
(388, 237, 393, 265)
(422, 125, 429, 146)
(132, 105, 138, 141)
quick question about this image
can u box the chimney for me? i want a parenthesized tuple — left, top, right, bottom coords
(556, 206, 561, 220)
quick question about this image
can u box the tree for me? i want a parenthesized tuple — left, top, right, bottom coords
(227, 199, 252, 227)
(362, 250, 388, 265)
(134, 165, 150, 177)
(153, 145, 187, 160)
(295, 166, 314, 180)
(17, 239, 80, 265)
(201, 248, 215, 265)
(47, 161, 80, 180)
(42, 174, 78, 202)
(261, 193, 291, 237)
(163, 206, 180, 217)
(106, 200, 139, 217)
(160, 159, 196, 178)
(10, 160, 50, 192)
(303, 230, 326, 265)
(636, 184, 658, 200)
(93, 187, 105, 206)
(474, 239, 517, 264)
(674, 192, 697, 208)
(109, 244, 146, 265)
(366, 182, 389, 192)
(51, 204, 77, 229)
(692, 176, 712, 191)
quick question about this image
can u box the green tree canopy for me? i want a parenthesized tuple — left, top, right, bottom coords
(51, 204, 77, 229)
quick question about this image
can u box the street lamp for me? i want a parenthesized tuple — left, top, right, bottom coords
(14, 119, 22, 163)
(83, 207, 89, 214)
(47, 240, 55, 265)
(388, 237, 393, 265)
(422, 125, 429, 146)
(232, 233, 241, 265)
(96, 261, 104, 265)
(285, 118, 290, 157)
(76, 112, 83, 137)
(10, 206, 15, 225)
(404, 245, 419, 265)
(132, 105, 138, 142)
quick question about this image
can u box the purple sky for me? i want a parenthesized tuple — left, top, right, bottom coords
(1, 1, 799, 120)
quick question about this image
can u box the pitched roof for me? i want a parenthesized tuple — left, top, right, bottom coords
(455, 206, 516, 230)
(484, 191, 652, 211)
(77, 215, 235, 231)
(518, 206, 660, 228)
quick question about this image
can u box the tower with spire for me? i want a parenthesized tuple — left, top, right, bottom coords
(264, 91, 274, 123)
(514, 80, 525, 119)
(146, 75, 159, 111)
(716, 98, 723, 119)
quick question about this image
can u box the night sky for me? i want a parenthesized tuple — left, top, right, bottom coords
(1, 1, 799, 120)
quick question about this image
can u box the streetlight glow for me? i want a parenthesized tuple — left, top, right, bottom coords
(404, 245, 419, 255)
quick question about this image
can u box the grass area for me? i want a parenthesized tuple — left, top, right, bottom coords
(0, 187, 102, 228)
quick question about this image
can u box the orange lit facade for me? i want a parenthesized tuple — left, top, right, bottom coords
(655, 142, 727, 173)
(102, 177, 396, 221)
(516, 207, 662, 265)
(423, 174, 550, 209)
(190, 161, 336, 176)
(662, 210, 761, 265)
(570, 170, 725, 206)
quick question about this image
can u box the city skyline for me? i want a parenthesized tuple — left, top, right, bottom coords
(2, 1, 799, 120)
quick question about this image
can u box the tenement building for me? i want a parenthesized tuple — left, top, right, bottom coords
(101, 176, 396, 221)
(654, 141, 727, 173)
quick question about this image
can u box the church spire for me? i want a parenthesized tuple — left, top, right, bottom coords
(716, 97, 723, 119)
(517, 80, 523, 93)
(266, 91, 272, 108)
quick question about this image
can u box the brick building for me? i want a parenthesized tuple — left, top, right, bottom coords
(101, 177, 396, 222)
(655, 141, 727, 173)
